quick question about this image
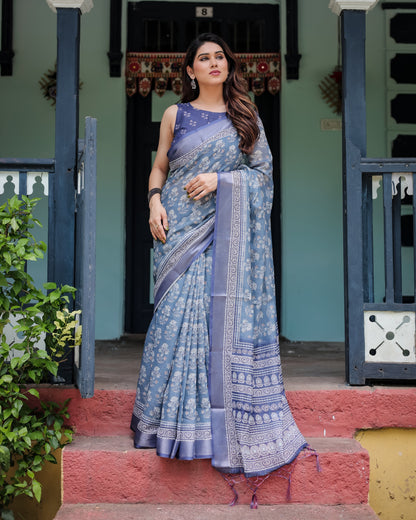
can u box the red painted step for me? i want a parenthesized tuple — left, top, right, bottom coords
(37, 386, 416, 438)
(61, 436, 369, 506)
(54, 503, 379, 520)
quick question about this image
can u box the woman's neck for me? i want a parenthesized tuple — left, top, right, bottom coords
(192, 89, 226, 112)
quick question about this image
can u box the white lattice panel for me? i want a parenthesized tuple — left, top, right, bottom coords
(364, 311, 416, 363)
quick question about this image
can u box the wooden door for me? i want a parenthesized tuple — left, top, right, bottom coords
(125, 1, 280, 333)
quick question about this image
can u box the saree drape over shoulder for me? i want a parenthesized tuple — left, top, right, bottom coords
(131, 103, 307, 477)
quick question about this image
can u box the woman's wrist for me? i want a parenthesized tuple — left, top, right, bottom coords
(148, 187, 162, 205)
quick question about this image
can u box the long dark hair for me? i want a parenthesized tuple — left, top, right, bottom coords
(181, 33, 259, 155)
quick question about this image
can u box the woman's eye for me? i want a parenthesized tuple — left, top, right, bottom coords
(217, 55, 224, 60)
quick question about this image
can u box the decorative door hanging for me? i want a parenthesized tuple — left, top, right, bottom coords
(126, 52, 281, 97)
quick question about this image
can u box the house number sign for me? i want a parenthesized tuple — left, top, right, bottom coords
(196, 7, 213, 17)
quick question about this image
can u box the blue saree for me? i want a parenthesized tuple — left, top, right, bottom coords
(131, 103, 307, 477)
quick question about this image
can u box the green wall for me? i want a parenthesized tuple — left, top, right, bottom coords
(0, 0, 392, 342)
(0, 0, 126, 340)
(280, 1, 344, 340)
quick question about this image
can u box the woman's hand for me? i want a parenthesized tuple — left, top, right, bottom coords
(185, 173, 217, 201)
(149, 197, 169, 243)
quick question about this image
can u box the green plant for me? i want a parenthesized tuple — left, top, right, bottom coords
(0, 195, 81, 516)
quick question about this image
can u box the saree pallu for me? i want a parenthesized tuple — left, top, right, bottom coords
(131, 114, 307, 477)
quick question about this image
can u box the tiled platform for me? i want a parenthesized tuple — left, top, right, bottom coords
(94, 336, 348, 391)
(55, 503, 379, 520)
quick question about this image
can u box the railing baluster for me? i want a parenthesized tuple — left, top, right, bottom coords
(392, 179, 402, 302)
(383, 173, 394, 303)
(413, 172, 416, 302)
(18, 171, 27, 198)
(363, 174, 374, 303)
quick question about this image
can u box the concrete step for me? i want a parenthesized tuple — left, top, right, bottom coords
(61, 436, 369, 506)
(54, 503, 379, 520)
(37, 386, 416, 438)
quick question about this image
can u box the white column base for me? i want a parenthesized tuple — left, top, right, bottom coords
(329, 0, 379, 15)
(47, 0, 93, 14)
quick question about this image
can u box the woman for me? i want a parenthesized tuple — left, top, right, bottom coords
(131, 33, 308, 486)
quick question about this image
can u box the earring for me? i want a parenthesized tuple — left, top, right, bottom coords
(191, 78, 196, 90)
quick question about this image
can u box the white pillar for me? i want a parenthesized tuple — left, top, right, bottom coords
(46, 0, 93, 14)
(329, 0, 379, 15)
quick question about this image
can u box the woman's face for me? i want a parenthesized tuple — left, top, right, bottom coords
(187, 41, 229, 88)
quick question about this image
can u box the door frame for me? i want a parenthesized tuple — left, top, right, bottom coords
(125, 1, 281, 333)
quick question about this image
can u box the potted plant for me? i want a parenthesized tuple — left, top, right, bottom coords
(0, 195, 81, 519)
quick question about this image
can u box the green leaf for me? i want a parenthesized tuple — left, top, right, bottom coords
(3, 252, 11, 266)
(0, 445, 10, 472)
(32, 479, 42, 502)
(24, 253, 37, 261)
(3, 409, 12, 420)
(44, 360, 58, 376)
(10, 357, 19, 370)
(61, 285, 76, 294)
(28, 370, 38, 382)
(44, 453, 57, 463)
(27, 388, 40, 398)
(49, 290, 61, 303)
(20, 352, 30, 365)
(14, 399, 23, 413)
(10, 217, 19, 232)
(33, 455, 42, 466)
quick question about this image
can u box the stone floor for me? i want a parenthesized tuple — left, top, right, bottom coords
(94, 335, 348, 391)
(55, 503, 379, 520)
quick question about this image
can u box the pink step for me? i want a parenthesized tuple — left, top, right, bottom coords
(37, 386, 416, 437)
(55, 503, 379, 520)
(61, 436, 369, 506)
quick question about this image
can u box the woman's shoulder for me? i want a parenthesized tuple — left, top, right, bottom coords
(163, 104, 179, 121)
(161, 104, 180, 136)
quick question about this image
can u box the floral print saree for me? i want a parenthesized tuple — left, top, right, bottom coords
(131, 103, 307, 478)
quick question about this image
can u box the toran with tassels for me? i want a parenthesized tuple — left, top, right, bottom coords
(125, 52, 281, 97)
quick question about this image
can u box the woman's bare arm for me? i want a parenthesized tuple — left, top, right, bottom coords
(148, 105, 177, 243)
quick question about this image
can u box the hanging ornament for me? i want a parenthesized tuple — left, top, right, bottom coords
(126, 77, 137, 97)
(155, 77, 168, 97)
(126, 52, 281, 97)
(39, 63, 83, 106)
(39, 64, 57, 105)
(319, 18, 342, 115)
(138, 77, 152, 97)
(319, 66, 342, 115)
(267, 76, 280, 95)
(252, 77, 265, 96)
(171, 77, 183, 96)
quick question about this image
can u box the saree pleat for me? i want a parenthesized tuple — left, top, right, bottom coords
(131, 103, 307, 477)
(132, 249, 213, 459)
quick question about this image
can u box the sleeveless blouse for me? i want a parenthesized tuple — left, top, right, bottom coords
(168, 102, 227, 158)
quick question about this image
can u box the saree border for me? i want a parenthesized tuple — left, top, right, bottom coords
(210, 170, 245, 471)
(154, 215, 215, 310)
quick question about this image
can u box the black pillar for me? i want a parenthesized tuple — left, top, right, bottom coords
(48, 8, 81, 383)
(341, 10, 367, 384)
